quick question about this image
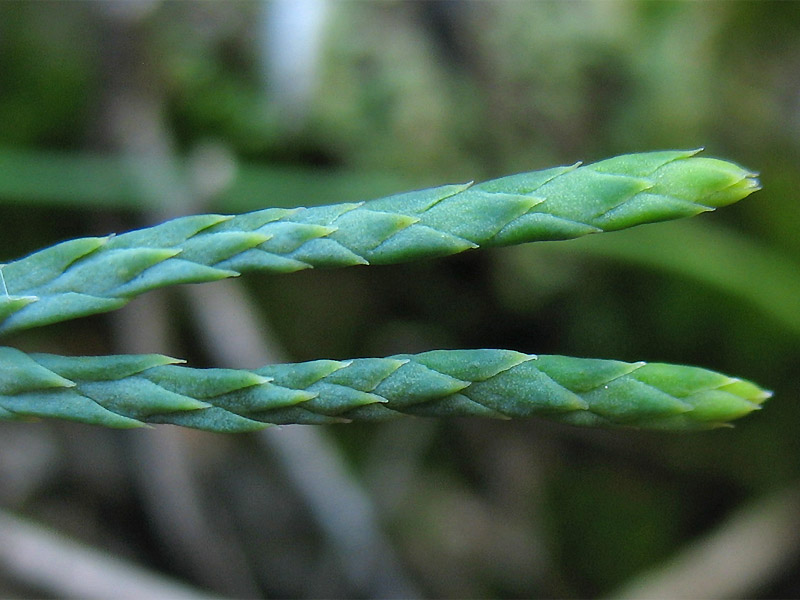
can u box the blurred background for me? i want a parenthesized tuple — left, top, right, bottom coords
(1, 1, 799, 598)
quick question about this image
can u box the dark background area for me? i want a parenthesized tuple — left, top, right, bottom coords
(1, 2, 799, 598)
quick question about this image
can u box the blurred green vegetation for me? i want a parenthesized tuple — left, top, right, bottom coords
(1, 2, 799, 598)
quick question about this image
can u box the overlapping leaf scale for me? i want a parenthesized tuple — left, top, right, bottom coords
(0, 151, 758, 335)
(0, 348, 770, 432)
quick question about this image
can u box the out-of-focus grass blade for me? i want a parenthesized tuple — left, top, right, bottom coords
(525, 220, 800, 337)
(0, 147, 407, 212)
(221, 163, 409, 213)
(0, 148, 143, 209)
